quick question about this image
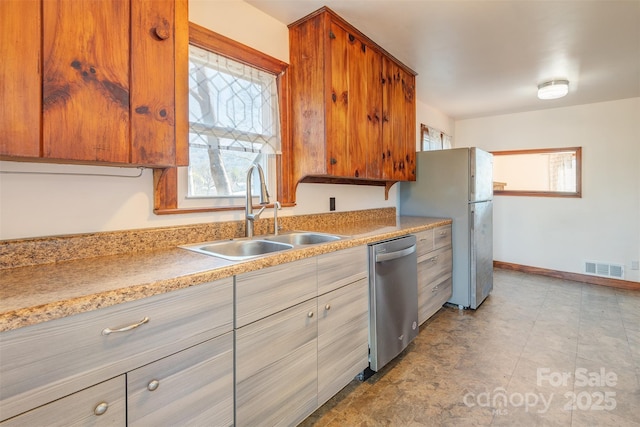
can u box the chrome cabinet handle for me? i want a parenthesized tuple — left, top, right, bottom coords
(439, 231, 447, 236)
(325, 304, 331, 310)
(308, 311, 314, 318)
(102, 317, 149, 336)
(432, 285, 439, 292)
(147, 379, 160, 391)
(94, 402, 109, 416)
(430, 256, 438, 262)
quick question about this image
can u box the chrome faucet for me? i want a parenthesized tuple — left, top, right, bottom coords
(245, 164, 270, 238)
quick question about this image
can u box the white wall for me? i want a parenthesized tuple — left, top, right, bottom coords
(1, 0, 437, 240)
(455, 98, 640, 282)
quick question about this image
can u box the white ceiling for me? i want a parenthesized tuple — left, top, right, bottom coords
(245, 0, 640, 119)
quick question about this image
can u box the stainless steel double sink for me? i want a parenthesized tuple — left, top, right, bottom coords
(180, 231, 344, 261)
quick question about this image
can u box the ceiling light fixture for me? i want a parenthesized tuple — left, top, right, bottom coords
(537, 80, 569, 100)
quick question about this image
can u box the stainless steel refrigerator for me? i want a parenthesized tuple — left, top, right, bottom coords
(399, 147, 493, 309)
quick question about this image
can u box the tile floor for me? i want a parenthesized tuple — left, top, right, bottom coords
(301, 269, 640, 426)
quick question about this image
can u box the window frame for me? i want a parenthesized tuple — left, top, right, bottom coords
(153, 22, 291, 215)
(491, 147, 582, 198)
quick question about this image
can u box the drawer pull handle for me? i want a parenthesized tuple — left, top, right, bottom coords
(102, 317, 149, 336)
(439, 231, 447, 236)
(432, 286, 439, 292)
(325, 304, 331, 310)
(94, 402, 109, 416)
(430, 256, 438, 262)
(308, 311, 314, 318)
(147, 379, 160, 391)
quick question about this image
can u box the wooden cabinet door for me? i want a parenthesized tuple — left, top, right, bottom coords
(236, 299, 318, 427)
(42, 0, 131, 163)
(11, 0, 186, 167)
(0, 0, 41, 159)
(327, 22, 350, 177)
(402, 68, 417, 180)
(382, 57, 416, 181)
(1, 376, 126, 427)
(327, 22, 383, 179)
(317, 278, 369, 406)
(363, 44, 383, 179)
(131, 0, 183, 167)
(128, 333, 234, 427)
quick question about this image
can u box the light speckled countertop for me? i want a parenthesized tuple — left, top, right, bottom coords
(0, 215, 451, 332)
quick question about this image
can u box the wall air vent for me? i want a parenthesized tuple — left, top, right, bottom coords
(584, 261, 624, 279)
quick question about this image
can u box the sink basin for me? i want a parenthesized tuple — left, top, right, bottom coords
(181, 239, 293, 261)
(265, 231, 342, 245)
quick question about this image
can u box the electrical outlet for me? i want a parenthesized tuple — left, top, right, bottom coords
(632, 260, 640, 270)
(329, 197, 336, 211)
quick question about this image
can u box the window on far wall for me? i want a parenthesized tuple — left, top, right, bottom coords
(185, 45, 280, 206)
(420, 123, 452, 151)
(491, 147, 582, 197)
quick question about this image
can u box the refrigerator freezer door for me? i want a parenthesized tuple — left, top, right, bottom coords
(470, 148, 493, 202)
(470, 200, 493, 309)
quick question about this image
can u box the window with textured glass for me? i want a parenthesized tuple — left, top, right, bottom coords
(187, 45, 281, 198)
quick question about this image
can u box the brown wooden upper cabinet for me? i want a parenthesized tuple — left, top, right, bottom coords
(0, 0, 188, 168)
(288, 7, 416, 189)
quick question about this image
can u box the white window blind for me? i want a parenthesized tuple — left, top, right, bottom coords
(421, 124, 452, 151)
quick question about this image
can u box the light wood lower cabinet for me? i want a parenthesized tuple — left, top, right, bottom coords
(317, 245, 367, 295)
(1, 376, 126, 427)
(236, 257, 317, 328)
(235, 299, 318, 427)
(235, 246, 369, 426)
(128, 333, 234, 427)
(317, 278, 369, 406)
(417, 225, 453, 324)
(0, 279, 233, 424)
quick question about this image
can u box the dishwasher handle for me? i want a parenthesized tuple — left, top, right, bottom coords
(375, 244, 416, 263)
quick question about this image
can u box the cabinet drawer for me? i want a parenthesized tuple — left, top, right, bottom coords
(415, 230, 434, 257)
(0, 279, 233, 421)
(419, 276, 453, 324)
(236, 299, 317, 426)
(128, 332, 234, 427)
(1, 376, 125, 427)
(317, 246, 367, 295)
(434, 224, 452, 249)
(417, 246, 452, 285)
(317, 278, 369, 406)
(236, 257, 317, 327)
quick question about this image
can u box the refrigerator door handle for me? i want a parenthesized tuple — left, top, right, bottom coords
(470, 174, 475, 200)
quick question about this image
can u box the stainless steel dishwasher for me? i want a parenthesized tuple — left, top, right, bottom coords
(368, 235, 419, 371)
